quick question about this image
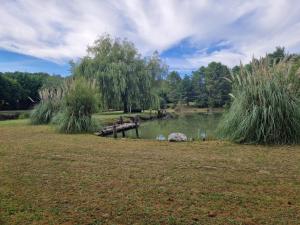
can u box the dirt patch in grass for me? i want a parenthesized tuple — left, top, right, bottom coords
(0, 121, 299, 224)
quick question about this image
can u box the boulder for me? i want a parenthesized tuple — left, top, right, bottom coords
(168, 132, 187, 142)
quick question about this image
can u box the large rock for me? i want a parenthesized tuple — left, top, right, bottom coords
(168, 132, 187, 142)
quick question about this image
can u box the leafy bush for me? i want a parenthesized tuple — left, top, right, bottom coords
(54, 77, 98, 133)
(30, 87, 63, 124)
(217, 57, 300, 144)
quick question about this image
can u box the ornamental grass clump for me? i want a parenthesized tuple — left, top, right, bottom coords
(217, 57, 300, 144)
(30, 86, 64, 124)
(54, 77, 98, 133)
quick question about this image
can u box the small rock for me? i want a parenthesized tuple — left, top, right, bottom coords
(168, 132, 187, 142)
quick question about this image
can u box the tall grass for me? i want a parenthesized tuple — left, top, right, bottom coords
(54, 77, 98, 133)
(217, 57, 300, 144)
(30, 87, 64, 124)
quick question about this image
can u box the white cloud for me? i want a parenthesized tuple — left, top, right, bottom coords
(0, 0, 299, 69)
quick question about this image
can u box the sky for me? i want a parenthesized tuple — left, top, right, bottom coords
(0, 0, 300, 76)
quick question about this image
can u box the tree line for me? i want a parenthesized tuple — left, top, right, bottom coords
(0, 72, 63, 110)
(1, 35, 299, 113)
(159, 62, 231, 109)
(71, 35, 232, 112)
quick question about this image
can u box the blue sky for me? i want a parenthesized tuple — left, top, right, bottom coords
(0, 49, 70, 75)
(0, 0, 300, 76)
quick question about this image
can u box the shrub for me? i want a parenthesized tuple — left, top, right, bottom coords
(54, 77, 98, 133)
(217, 57, 300, 144)
(30, 87, 63, 124)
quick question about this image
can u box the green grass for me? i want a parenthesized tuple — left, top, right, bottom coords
(0, 110, 31, 115)
(0, 119, 28, 127)
(0, 120, 300, 224)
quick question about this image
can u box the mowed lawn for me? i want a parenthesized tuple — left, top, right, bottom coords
(0, 120, 300, 225)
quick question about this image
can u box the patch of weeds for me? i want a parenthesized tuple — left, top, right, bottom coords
(49, 206, 61, 216)
(166, 215, 177, 225)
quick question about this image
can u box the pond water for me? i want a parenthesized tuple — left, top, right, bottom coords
(125, 113, 222, 140)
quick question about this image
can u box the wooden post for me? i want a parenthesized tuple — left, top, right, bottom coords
(134, 115, 139, 138)
(158, 109, 162, 118)
(120, 116, 125, 138)
(113, 124, 117, 138)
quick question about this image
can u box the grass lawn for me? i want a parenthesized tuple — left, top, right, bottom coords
(0, 120, 300, 224)
(0, 110, 31, 115)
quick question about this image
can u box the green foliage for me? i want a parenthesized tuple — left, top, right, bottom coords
(73, 35, 166, 112)
(217, 57, 300, 144)
(180, 75, 193, 105)
(54, 78, 98, 133)
(190, 63, 231, 108)
(30, 86, 63, 124)
(147, 51, 169, 110)
(166, 71, 182, 103)
(30, 101, 59, 124)
(164, 63, 230, 108)
(267, 46, 285, 64)
(0, 72, 61, 110)
(29, 76, 98, 133)
(205, 62, 231, 108)
(163, 63, 231, 108)
(191, 67, 207, 107)
(0, 75, 22, 110)
(18, 111, 30, 119)
(289, 56, 300, 92)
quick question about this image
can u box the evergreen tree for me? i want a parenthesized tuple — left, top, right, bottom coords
(191, 67, 207, 107)
(205, 62, 231, 108)
(166, 71, 182, 103)
(180, 75, 193, 105)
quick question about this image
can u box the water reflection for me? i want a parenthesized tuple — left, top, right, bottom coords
(126, 113, 222, 140)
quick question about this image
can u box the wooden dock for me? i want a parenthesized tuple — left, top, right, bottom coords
(95, 111, 170, 138)
(95, 116, 140, 138)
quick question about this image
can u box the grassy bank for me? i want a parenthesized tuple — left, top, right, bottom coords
(93, 106, 224, 126)
(93, 110, 159, 125)
(0, 110, 31, 121)
(0, 120, 299, 224)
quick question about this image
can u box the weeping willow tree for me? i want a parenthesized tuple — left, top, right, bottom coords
(217, 57, 300, 144)
(30, 85, 64, 124)
(72, 35, 166, 112)
(53, 77, 98, 133)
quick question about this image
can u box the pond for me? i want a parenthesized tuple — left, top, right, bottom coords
(125, 112, 222, 140)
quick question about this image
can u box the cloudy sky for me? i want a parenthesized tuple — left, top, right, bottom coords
(0, 0, 300, 76)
